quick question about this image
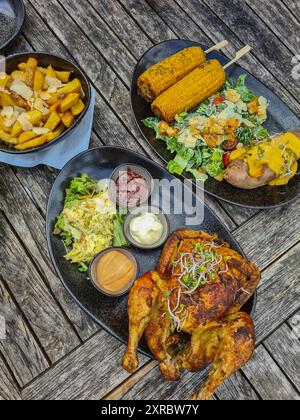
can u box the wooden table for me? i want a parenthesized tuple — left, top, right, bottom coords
(0, 0, 299, 401)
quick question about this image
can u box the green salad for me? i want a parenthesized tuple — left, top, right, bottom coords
(143, 75, 270, 182)
(54, 174, 127, 272)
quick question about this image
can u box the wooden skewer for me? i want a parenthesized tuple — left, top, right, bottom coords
(205, 40, 229, 54)
(223, 45, 252, 70)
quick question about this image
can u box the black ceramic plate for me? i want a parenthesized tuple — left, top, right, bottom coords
(0, 0, 25, 51)
(0, 52, 91, 155)
(131, 39, 300, 209)
(46, 146, 256, 357)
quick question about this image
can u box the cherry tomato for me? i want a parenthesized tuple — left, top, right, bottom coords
(212, 96, 224, 106)
(223, 153, 231, 168)
(223, 138, 238, 151)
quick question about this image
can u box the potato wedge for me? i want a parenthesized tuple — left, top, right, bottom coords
(33, 70, 45, 92)
(19, 131, 38, 144)
(11, 121, 23, 138)
(59, 93, 80, 113)
(44, 112, 61, 131)
(15, 134, 47, 150)
(0, 116, 12, 133)
(0, 73, 11, 88)
(0, 129, 18, 145)
(57, 78, 81, 96)
(10, 92, 30, 110)
(71, 99, 85, 116)
(25, 57, 38, 88)
(27, 110, 43, 125)
(46, 65, 56, 78)
(55, 71, 71, 83)
(46, 124, 65, 142)
(0, 92, 17, 108)
(46, 94, 60, 106)
(18, 63, 27, 71)
(61, 111, 75, 128)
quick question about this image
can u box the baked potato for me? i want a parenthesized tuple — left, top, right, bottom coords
(224, 131, 300, 190)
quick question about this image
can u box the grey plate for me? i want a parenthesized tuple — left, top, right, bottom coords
(131, 39, 300, 209)
(46, 146, 257, 357)
(0, 0, 25, 51)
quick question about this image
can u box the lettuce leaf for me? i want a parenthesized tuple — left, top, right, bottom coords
(234, 74, 255, 102)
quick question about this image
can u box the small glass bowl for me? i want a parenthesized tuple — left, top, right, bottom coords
(89, 248, 139, 297)
(123, 205, 170, 250)
(109, 164, 154, 208)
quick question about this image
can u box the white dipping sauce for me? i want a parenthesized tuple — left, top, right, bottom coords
(130, 213, 164, 245)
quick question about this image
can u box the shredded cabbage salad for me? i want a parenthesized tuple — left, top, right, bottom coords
(54, 174, 127, 272)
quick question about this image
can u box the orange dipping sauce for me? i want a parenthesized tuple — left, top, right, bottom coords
(95, 250, 136, 294)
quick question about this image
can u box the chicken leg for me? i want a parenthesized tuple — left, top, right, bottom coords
(188, 311, 255, 400)
(122, 272, 160, 373)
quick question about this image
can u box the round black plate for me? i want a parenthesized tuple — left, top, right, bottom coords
(0, 0, 25, 51)
(46, 146, 256, 357)
(0, 52, 91, 155)
(131, 39, 300, 209)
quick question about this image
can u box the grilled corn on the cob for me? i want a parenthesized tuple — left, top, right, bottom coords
(138, 47, 206, 102)
(151, 60, 226, 123)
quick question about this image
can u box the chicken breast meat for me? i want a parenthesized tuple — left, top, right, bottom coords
(122, 229, 261, 400)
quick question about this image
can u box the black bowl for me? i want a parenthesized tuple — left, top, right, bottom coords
(0, 52, 91, 155)
(0, 0, 25, 51)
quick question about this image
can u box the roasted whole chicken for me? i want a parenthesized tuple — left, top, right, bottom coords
(122, 230, 261, 400)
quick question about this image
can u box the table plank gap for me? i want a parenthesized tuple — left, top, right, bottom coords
(201, 0, 300, 101)
(86, 0, 153, 60)
(0, 277, 50, 386)
(0, 211, 81, 362)
(0, 354, 21, 400)
(245, 0, 300, 56)
(241, 345, 299, 400)
(282, 0, 300, 22)
(264, 324, 300, 392)
(21, 330, 149, 400)
(118, 0, 175, 43)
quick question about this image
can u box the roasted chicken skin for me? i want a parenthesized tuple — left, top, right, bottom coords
(122, 230, 260, 400)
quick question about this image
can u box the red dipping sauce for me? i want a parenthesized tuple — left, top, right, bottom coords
(116, 167, 149, 207)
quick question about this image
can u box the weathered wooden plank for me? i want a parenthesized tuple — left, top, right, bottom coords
(288, 310, 300, 334)
(0, 165, 98, 341)
(281, 0, 300, 22)
(13, 132, 102, 216)
(28, 0, 157, 159)
(22, 330, 149, 400)
(220, 202, 260, 226)
(254, 243, 300, 342)
(87, 0, 152, 59)
(0, 280, 49, 386)
(246, 0, 300, 54)
(119, 0, 175, 42)
(104, 360, 157, 400)
(242, 346, 299, 400)
(264, 324, 300, 391)
(202, 0, 299, 98)
(215, 372, 259, 400)
(0, 356, 21, 400)
(203, 195, 237, 231)
(0, 211, 80, 362)
(59, 0, 136, 87)
(235, 197, 300, 270)
(119, 361, 258, 400)
(173, 0, 300, 114)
